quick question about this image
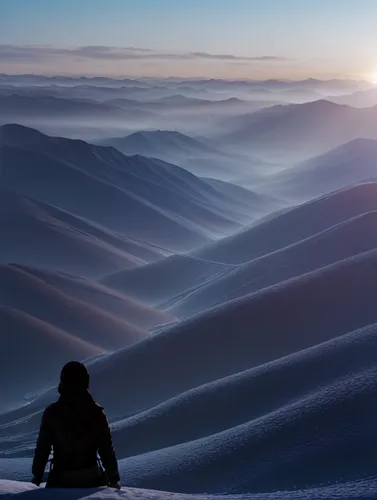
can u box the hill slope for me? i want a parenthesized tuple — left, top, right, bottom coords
(1, 124, 280, 248)
(97, 130, 224, 162)
(11, 247, 377, 422)
(196, 182, 377, 264)
(101, 254, 231, 305)
(0, 188, 159, 276)
(264, 138, 377, 201)
(171, 210, 377, 316)
(14, 264, 172, 329)
(0, 306, 101, 411)
(221, 100, 377, 162)
(0, 264, 147, 351)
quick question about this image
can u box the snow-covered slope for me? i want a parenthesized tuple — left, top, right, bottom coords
(1, 124, 276, 245)
(0, 306, 101, 411)
(196, 182, 377, 264)
(101, 255, 231, 306)
(171, 210, 377, 316)
(13, 264, 172, 329)
(81, 248, 377, 417)
(2, 322, 377, 494)
(0, 264, 147, 352)
(2, 479, 377, 500)
(221, 100, 377, 161)
(0, 188, 158, 276)
(7, 247, 377, 423)
(264, 138, 377, 201)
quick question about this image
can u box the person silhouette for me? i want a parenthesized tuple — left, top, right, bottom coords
(31, 361, 120, 489)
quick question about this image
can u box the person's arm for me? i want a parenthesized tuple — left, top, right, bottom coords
(31, 409, 52, 485)
(98, 410, 120, 487)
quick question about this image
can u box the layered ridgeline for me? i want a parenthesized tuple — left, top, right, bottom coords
(2, 75, 377, 498)
(0, 123, 279, 412)
(0, 188, 165, 276)
(259, 138, 377, 202)
(96, 130, 277, 182)
(102, 182, 377, 312)
(0, 124, 277, 251)
(3, 180, 377, 493)
(219, 99, 377, 162)
(2, 255, 377, 492)
(0, 263, 173, 411)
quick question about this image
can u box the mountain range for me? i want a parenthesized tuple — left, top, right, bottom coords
(1, 75, 377, 498)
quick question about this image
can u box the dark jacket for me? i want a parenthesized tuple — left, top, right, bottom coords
(32, 391, 120, 487)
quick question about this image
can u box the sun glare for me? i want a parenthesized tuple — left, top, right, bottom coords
(370, 72, 377, 84)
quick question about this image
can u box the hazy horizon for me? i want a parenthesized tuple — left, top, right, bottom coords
(2, 0, 377, 81)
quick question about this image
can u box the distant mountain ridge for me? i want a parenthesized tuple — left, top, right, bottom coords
(1, 124, 247, 250)
(263, 137, 377, 201)
(220, 99, 377, 161)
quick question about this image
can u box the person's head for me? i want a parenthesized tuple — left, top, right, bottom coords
(58, 361, 89, 396)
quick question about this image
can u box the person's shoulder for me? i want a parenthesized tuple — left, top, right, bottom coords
(93, 401, 105, 415)
(92, 401, 109, 422)
(41, 401, 60, 420)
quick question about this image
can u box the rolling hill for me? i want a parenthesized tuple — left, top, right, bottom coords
(101, 254, 232, 306)
(263, 138, 377, 201)
(196, 182, 377, 264)
(103, 182, 377, 306)
(8, 246, 377, 424)
(0, 188, 160, 276)
(0, 306, 101, 412)
(171, 210, 377, 316)
(13, 264, 172, 329)
(0, 264, 148, 352)
(1, 124, 275, 248)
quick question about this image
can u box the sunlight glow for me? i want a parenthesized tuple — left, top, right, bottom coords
(370, 72, 377, 84)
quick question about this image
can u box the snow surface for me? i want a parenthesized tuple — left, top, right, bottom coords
(4, 80, 377, 499)
(2, 479, 377, 500)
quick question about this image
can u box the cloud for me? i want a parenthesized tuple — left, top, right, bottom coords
(190, 52, 290, 61)
(0, 45, 292, 64)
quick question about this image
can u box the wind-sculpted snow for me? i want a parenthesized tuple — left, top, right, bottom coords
(2, 324, 377, 494)
(3, 479, 377, 500)
(171, 210, 377, 316)
(59, 248, 377, 418)
(196, 182, 377, 264)
(104, 324, 377, 461)
(5, 247, 377, 425)
(101, 255, 230, 306)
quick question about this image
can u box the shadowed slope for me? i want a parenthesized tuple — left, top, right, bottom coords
(0, 264, 147, 351)
(171, 210, 377, 316)
(221, 100, 377, 161)
(13, 264, 173, 329)
(0, 188, 153, 276)
(8, 247, 377, 424)
(196, 182, 377, 264)
(265, 138, 377, 201)
(0, 306, 101, 411)
(100, 255, 230, 306)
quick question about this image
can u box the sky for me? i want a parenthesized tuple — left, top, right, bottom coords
(1, 0, 377, 80)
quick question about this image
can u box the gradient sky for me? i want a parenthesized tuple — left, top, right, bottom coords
(1, 0, 377, 79)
